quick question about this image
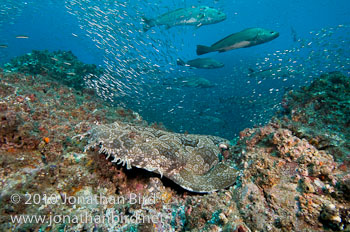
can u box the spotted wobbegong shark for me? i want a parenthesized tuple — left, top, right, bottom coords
(77, 121, 238, 193)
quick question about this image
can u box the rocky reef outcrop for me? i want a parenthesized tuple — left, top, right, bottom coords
(2, 50, 103, 89)
(278, 71, 350, 162)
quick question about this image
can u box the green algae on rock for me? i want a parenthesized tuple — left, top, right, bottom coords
(79, 121, 238, 193)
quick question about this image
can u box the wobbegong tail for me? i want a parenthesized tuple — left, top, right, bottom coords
(196, 45, 213, 55)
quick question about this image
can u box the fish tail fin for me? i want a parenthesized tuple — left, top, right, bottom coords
(142, 17, 155, 32)
(176, 58, 186, 66)
(196, 45, 212, 55)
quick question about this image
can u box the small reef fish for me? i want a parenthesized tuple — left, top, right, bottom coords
(177, 58, 224, 69)
(291, 26, 298, 42)
(196, 27, 279, 55)
(176, 76, 215, 88)
(15, 35, 29, 39)
(142, 6, 226, 32)
(0, 44, 8, 48)
(199, 115, 224, 124)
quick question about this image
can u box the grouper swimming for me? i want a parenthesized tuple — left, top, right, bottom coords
(177, 57, 224, 69)
(143, 6, 226, 32)
(196, 27, 279, 55)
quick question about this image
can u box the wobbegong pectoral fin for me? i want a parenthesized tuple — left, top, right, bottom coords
(175, 163, 238, 193)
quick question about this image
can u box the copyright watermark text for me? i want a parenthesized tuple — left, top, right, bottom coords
(10, 192, 161, 206)
(11, 211, 164, 227)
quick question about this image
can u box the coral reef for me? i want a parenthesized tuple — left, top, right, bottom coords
(2, 50, 103, 89)
(233, 123, 349, 231)
(229, 72, 350, 231)
(80, 121, 237, 192)
(0, 55, 349, 232)
(0, 69, 142, 154)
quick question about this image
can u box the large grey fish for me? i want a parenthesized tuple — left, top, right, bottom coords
(196, 27, 279, 55)
(177, 57, 224, 69)
(143, 6, 226, 32)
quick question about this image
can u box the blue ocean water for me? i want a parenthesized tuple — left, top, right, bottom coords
(1, 0, 349, 139)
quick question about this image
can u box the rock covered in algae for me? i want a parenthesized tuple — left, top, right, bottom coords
(81, 121, 238, 193)
(279, 71, 350, 161)
(2, 50, 103, 90)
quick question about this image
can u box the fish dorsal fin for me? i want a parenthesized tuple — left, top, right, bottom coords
(211, 28, 258, 47)
(161, 8, 184, 16)
(211, 33, 235, 47)
(172, 8, 185, 13)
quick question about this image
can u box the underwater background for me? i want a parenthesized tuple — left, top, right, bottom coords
(1, 0, 349, 139)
